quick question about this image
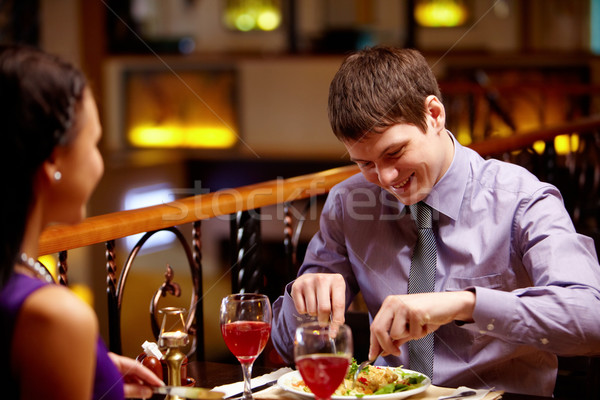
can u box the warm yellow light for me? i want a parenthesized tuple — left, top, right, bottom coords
(456, 129, 472, 146)
(71, 284, 94, 307)
(531, 135, 579, 156)
(235, 13, 256, 31)
(532, 140, 546, 155)
(185, 126, 238, 148)
(224, 0, 282, 31)
(257, 9, 281, 31)
(130, 126, 183, 148)
(129, 125, 237, 149)
(414, 0, 468, 27)
(38, 254, 57, 279)
(554, 134, 579, 155)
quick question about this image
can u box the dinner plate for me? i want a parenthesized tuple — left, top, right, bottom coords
(277, 368, 431, 400)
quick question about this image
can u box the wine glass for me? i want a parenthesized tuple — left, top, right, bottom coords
(220, 293, 272, 400)
(294, 322, 353, 400)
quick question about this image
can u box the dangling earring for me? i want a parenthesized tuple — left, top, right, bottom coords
(54, 171, 62, 181)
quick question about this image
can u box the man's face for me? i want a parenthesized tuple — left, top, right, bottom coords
(344, 101, 453, 205)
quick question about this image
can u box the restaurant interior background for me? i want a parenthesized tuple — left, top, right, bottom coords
(5, 0, 599, 364)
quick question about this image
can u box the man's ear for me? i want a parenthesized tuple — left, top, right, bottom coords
(425, 95, 445, 131)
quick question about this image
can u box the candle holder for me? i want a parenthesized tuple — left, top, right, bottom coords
(159, 307, 189, 400)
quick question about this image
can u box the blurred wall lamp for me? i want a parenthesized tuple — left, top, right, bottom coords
(129, 125, 237, 149)
(414, 0, 468, 27)
(533, 134, 580, 156)
(224, 0, 282, 32)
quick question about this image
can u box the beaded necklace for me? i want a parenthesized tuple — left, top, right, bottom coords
(18, 253, 55, 284)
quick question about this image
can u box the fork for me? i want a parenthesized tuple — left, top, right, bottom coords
(352, 351, 384, 388)
(352, 359, 373, 388)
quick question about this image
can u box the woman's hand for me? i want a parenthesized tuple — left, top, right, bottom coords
(108, 352, 165, 399)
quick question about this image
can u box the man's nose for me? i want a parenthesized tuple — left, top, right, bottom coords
(376, 164, 397, 187)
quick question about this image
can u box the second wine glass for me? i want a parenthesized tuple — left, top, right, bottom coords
(294, 323, 353, 400)
(220, 293, 272, 400)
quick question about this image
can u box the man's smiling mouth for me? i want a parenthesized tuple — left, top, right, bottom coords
(392, 173, 414, 189)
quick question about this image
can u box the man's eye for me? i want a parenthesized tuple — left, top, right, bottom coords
(356, 161, 372, 168)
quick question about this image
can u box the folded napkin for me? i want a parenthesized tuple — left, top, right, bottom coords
(253, 384, 503, 400)
(211, 367, 293, 398)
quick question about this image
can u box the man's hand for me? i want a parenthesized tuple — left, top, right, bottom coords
(291, 273, 346, 330)
(368, 291, 475, 360)
(108, 352, 165, 399)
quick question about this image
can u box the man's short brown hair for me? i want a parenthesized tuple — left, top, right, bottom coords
(328, 47, 442, 142)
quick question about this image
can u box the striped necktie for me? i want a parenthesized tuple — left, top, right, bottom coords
(407, 201, 436, 380)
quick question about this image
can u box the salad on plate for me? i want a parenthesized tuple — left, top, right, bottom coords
(291, 359, 428, 397)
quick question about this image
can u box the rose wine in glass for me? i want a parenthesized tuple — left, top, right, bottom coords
(220, 293, 272, 400)
(294, 323, 353, 400)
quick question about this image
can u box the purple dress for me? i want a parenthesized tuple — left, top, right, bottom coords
(0, 273, 124, 400)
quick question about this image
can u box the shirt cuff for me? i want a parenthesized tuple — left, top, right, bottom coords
(459, 286, 519, 336)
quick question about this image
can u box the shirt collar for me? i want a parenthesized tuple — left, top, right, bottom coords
(423, 131, 468, 221)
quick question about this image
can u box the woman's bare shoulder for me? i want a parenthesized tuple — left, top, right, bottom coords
(22, 284, 97, 329)
(13, 284, 99, 399)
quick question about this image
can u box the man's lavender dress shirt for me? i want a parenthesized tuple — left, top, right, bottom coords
(271, 133, 600, 396)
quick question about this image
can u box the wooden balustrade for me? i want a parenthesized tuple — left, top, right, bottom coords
(36, 116, 600, 363)
(39, 115, 600, 255)
(38, 165, 360, 256)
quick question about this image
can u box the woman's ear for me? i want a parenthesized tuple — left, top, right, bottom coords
(425, 95, 446, 131)
(41, 148, 63, 184)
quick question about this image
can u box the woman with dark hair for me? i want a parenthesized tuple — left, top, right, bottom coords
(0, 45, 164, 399)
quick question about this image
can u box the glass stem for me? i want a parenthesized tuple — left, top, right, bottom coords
(241, 360, 254, 400)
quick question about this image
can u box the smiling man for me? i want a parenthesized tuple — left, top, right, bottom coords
(270, 47, 600, 396)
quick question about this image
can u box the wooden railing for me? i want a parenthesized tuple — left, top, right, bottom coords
(39, 115, 600, 255)
(37, 115, 600, 362)
(38, 165, 359, 255)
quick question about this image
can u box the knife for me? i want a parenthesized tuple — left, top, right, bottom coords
(224, 380, 279, 399)
(153, 386, 225, 399)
